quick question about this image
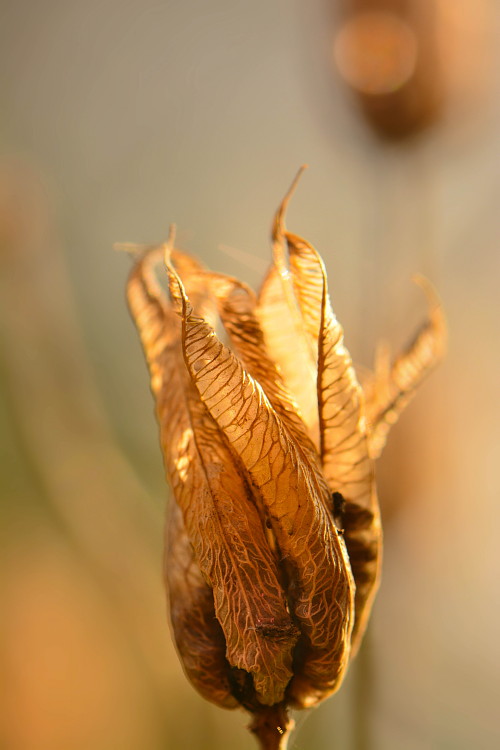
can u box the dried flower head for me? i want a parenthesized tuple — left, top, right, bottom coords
(125, 169, 445, 749)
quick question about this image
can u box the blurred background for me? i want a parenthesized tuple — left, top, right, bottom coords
(1, 1, 499, 748)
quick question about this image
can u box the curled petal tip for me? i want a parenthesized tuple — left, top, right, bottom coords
(411, 274, 447, 347)
(163, 224, 177, 267)
(167, 222, 177, 247)
(411, 273, 442, 311)
(272, 166, 308, 244)
(419, 274, 447, 340)
(116, 227, 177, 266)
(114, 241, 152, 257)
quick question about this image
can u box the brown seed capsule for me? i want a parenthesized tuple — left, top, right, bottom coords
(332, 0, 444, 139)
(125, 168, 446, 748)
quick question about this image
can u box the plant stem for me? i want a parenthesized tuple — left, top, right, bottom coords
(352, 630, 374, 750)
(248, 705, 294, 750)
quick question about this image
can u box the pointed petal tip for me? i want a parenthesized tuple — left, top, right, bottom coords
(117, 226, 177, 268)
(167, 222, 177, 245)
(163, 224, 177, 266)
(411, 273, 441, 308)
(411, 274, 447, 345)
(114, 241, 152, 258)
(272, 165, 309, 244)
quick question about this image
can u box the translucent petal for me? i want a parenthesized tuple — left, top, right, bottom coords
(284, 230, 381, 651)
(204, 271, 321, 470)
(257, 238, 319, 445)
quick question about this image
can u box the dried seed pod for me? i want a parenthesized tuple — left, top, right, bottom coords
(124, 168, 446, 749)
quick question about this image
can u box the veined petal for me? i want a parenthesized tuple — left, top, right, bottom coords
(165, 502, 238, 709)
(205, 270, 339, 574)
(365, 276, 447, 459)
(168, 264, 354, 707)
(128, 248, 298, 706)
(257, 171, 320, 446)
(204, 272, 321, 466)
(283, 227, 382, 651)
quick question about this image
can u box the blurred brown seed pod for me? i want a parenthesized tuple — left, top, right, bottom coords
(333, 0, 444, 139)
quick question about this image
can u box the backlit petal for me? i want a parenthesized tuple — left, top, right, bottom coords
(168, 264, 355, 706)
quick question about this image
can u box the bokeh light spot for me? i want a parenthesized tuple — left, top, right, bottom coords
(334, 11, 418, 96)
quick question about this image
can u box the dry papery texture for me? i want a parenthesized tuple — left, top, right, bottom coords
(126, 170, 446, 749)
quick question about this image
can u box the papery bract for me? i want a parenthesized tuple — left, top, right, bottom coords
(125, 170, 446, 749)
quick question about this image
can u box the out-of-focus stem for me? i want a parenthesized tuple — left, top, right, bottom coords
(352, 630, 374, 750)
(249, 705, 294, 750)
